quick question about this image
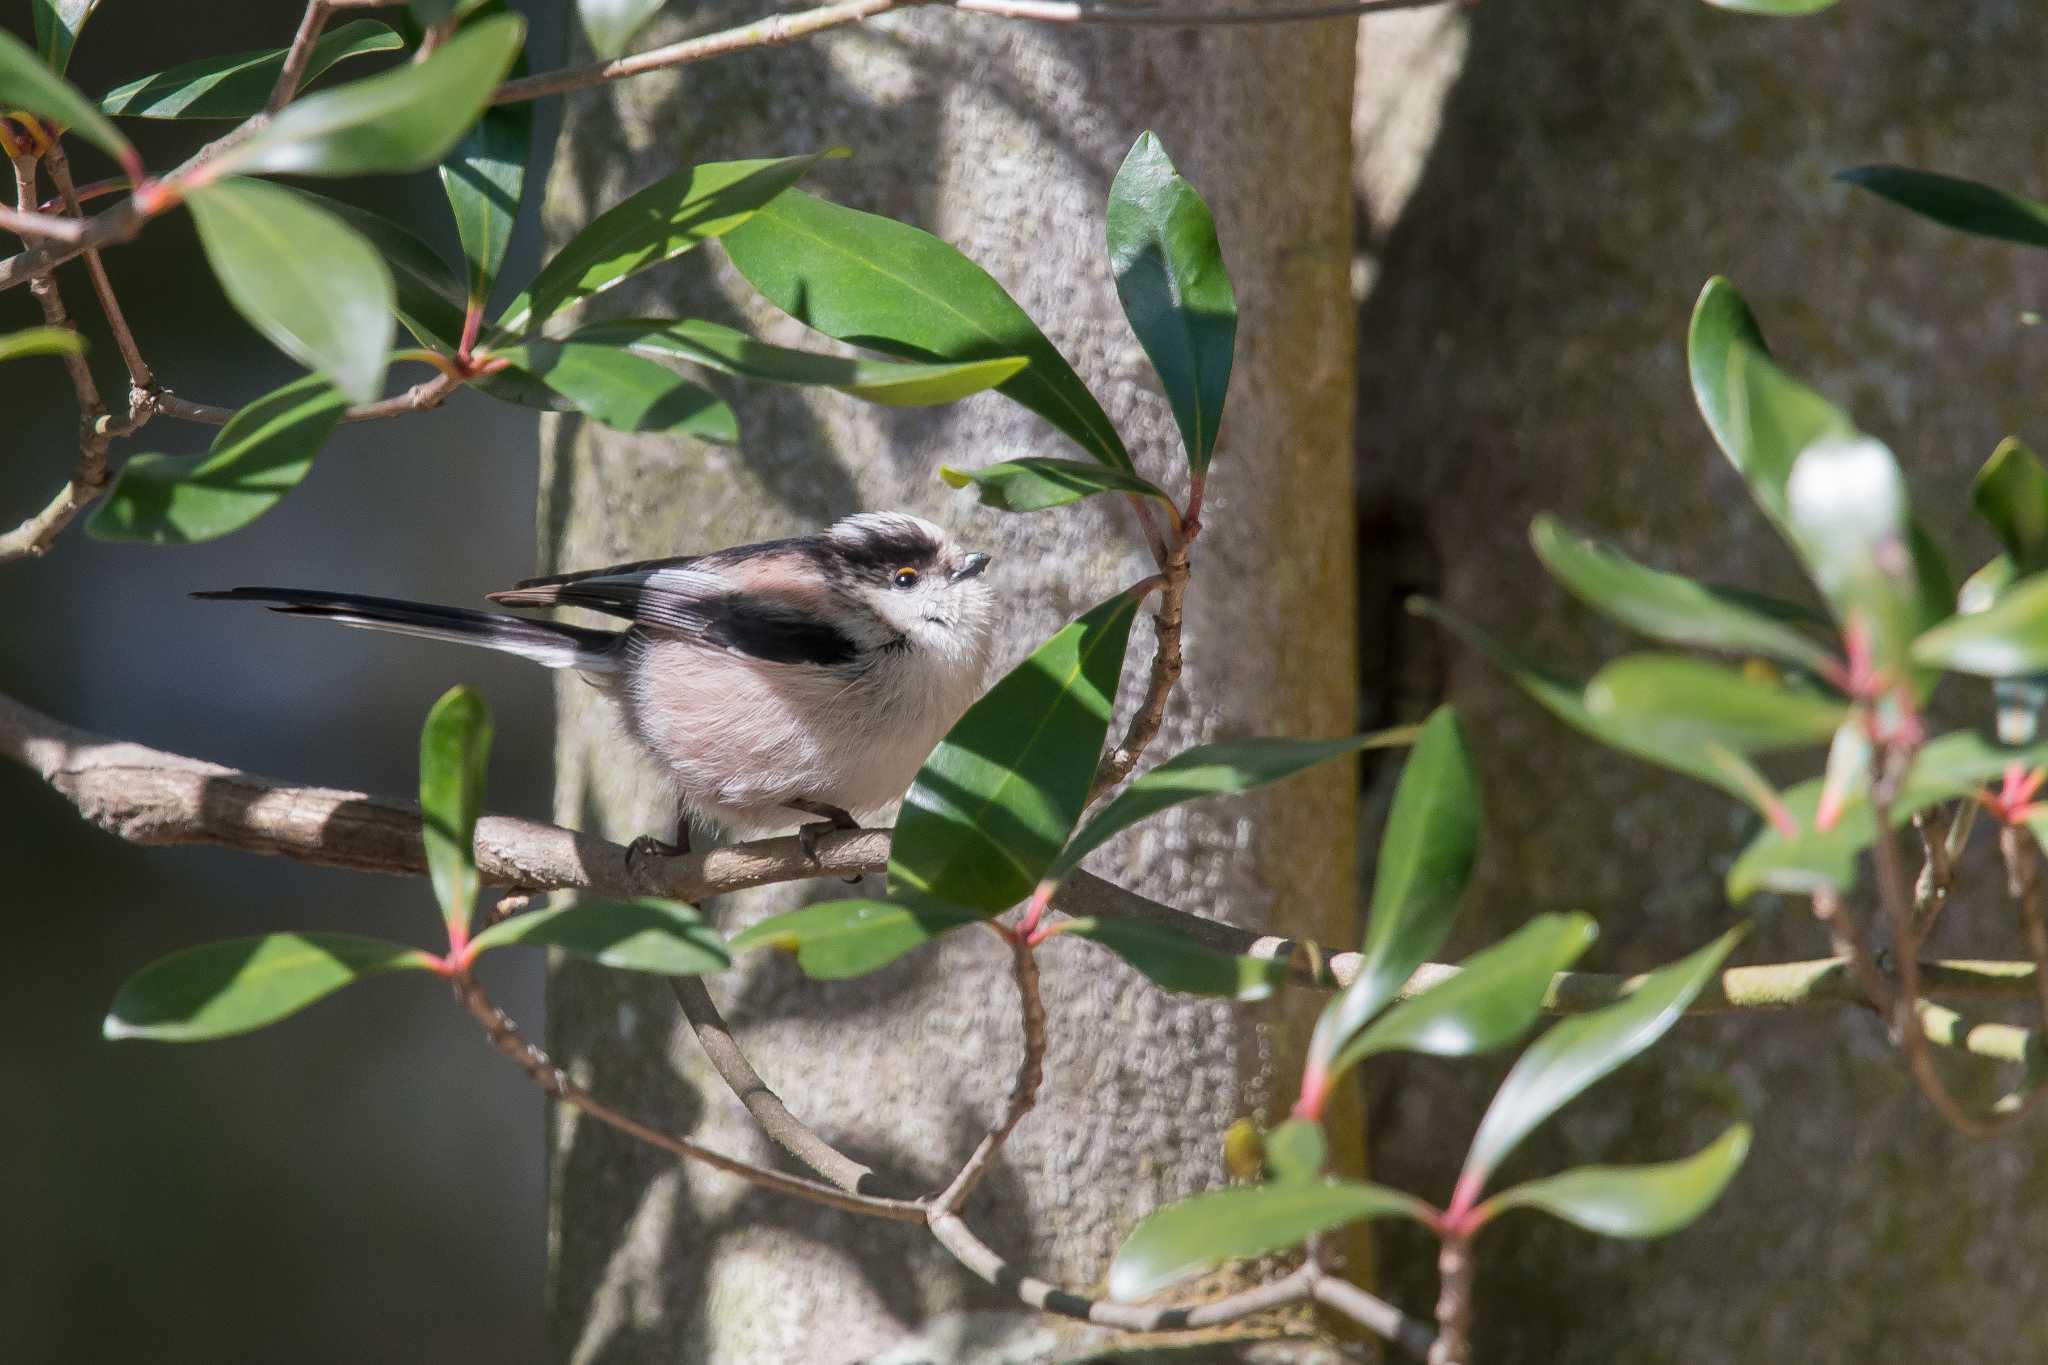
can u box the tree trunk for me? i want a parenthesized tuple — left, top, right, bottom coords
(538, 10, 1359, 1362)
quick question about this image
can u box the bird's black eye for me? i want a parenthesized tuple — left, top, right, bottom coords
(892, 566, 921, 590)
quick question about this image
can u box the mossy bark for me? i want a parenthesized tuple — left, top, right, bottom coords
(538, 10, 1360, 1361)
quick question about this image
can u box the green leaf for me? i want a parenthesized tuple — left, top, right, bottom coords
(1457, 925, 1747, 1195)
(497, 153, 833, 336)
(1913, 569, 2048, 677)
(891, 590, 1141, 912)
(469, 897, 728, 975)
(569, 317, 1028, 405)
(207, 14, 523, 179)
(187, 178, 394, 404)
(1479, 1123, 1752, 1238)
(86, 375, 345, 543)
(723, 189, 1132, 471)
(0, 24, 134, 167)
(1108, 1180, 1432, 1302)
(0, 325, 85, 362)
(728, 896, 985, 979)
(1104, 132, 1236, 471)
(1784, 433, 1929, 676)
(99, 21, 402, 119)
(420, 685, 492, 945)
(1584, 654, 1848, 754)
(1305, 709, 1478, 1079)
(1839, 166, 2048, 250)
(1263, 1118, 1326, 1182)
(1335, 913, 1598, 1072)
(579, 0, 667, 59)
(1061, 918, 1287, 1001)
(1972, 437, 2048, 576)
(1529, 515, 1833, 671)
(489, 341, 737, 441)
(940, 457, 1173, 514)
(439, 6, 530, 307)
(1052, 729, 1416, 880)
(105, 933, 436, 1042)
(32, 0, 102, 76)
(1703, 0, 1837, 12)
(278, 188, 468, 352)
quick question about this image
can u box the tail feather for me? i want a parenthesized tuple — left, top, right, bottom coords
(194, 587, 619, 672)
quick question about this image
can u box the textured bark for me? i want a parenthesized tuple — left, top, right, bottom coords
(539, 11, 1359, 1363)
(1354, 2, 2048, 1360)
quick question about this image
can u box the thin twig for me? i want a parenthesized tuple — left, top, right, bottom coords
(1312, 1274, 1437, 1359)
(152, 371, 467, 426)
(1425, 1233, 1473, 1365)
(452, 970, 927, 1220)
(1912, 806, 1956, 940)
(930, 935, 1047, 1213)
(0, 201, 84, 242)
(1088, 549, 1190, 802)
(44, 142, 153, 392)
(0, 197, 145, 294)
(953, 0, 1461, 21)
(267, 1, 335, 115)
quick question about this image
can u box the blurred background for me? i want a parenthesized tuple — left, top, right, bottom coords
(2, 5, 564, 1359)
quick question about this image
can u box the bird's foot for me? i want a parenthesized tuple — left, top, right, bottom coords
(787, 800, 861, 881)
(626, 820, 692, 873)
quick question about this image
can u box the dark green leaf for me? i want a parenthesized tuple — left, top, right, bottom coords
(1336, 913, 1598, 1072)
(420, 685, 491, 944)
(207, 14, 522, 179)
(1305, 709, 1478, 1078)
(497, 153, 833, 336)
(1913, 569, 2048, 677)
(439, 6, 529, 307)
(1458, 926, 1747, 1194)
(278, 188, 468, 352)
(570, 317, 1027, 405)
(32, 0, 102, 76)
(1839, 166, 2048, 250)
(891, 590, 1141, 912)
(99, 21, 402, 119)
(579, 0, 667, 59)
(1105, 132, 1236, 471)
(1061, 918, 1287, 1001)
(0, 24, 134, 167)
(87, 375, 345, 543)
(723, 189, 1132, 470)
(1973, 437, 2048, 577)
(187, 178, 394, 403)
(1529, 515, 1833, 670)
(0, 325, 85, 362)
(728, 897, 985, 979)
(1052, 729, 1415, 879)
(490, 340, 737, 441)
(1108, 1180, 1431, 1302)
(105, 933, 436, 1041)
(469, 897, 729, 975)
(1263, 1118, 1326, 1182)
(1584, 654, 1848, 754)
(1479, 1123, 1752, 1238)
(940, 458, 1173, 514)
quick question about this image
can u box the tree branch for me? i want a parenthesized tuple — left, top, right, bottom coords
(44, 142, 154, 393)
(1089, 548, 1189, 803)
(268, 2, 336, 115)
(929, 933, 1047, 1213)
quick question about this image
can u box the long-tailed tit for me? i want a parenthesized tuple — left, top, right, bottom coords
(197, 512, 996, 858)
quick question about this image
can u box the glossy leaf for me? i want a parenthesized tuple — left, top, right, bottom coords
(1839, 166, 2048, 250)
(87, 375, 345, 543)
(1105, 132, 1236, 470)
(99, 21, 402, 119)
(469, 897, 728, 975)
(1052, 729, 1416, 879)
(104, 933, 436, 1042)
(420, 685, 492, 944)
(187, 178, 394, 403)
(1784, 433, 1928, 673)
(579, 0, 667, 59)
(440, 6, 530, 307)
(1973, 437, 2048, 576)
(723, 189, 1132, 470)
(207, 14, 522, 179)
(0, 325, 85, 362)
(1529, 515, 1833, 670)
(1305, 709, 1478, 1078)
(280, 188, 468, 352)
(940, 458, 1173, 514)
(1458, 926, 1747, 1194)
(1584, 654, 1847, 754)
(1061, 918, 1287, 1001)
(489, 341, 737, 441)
(1108, 1180, 1431, 1302)
(1335, 913, 1598, 1072)
(0, 24, 133, 166)
(571, 317, 1027, 405)
(891, 590, 1141, 912)
(1479, 1123, 1752, 1238)
(1264, 1119, 1326, 1182)
(1913, 569, 2048, 677)
(729, 897, 984, 979)
(497, 153, 832, 335)
(32, 0, 101, 76)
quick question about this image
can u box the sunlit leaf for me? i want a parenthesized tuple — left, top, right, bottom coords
(579, 0, 667, 59)
(104, 933, 436, 1042)
(1263, 1118, 1326, 1182)
(1583, 653, 1847, 754)
(1703, 0, 1838, 12)
(1060, 918, 1286, 1000)
(0, 24, 134, 166)
(278, 188, 468, 352)
(0, 325, 85, 362)
(99, 21, 402, 119)
(468, 897, 728, 975)
(1915, 568, 2048, 677)
(1973, 437, 2048, 577)
(420, 685, 491, 945)
(728, 896, 985, 979)
(939, 458, 1173, 514)
(32, 0, 102, 77)
(1478, 1123, 1752, 1238)
(488, 340, 737, 441)
(439, 4, 530, 308)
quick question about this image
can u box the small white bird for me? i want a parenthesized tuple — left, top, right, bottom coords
(197, 512, 998, 858)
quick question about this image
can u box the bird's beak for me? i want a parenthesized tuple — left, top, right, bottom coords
(950, 551, 992, 583)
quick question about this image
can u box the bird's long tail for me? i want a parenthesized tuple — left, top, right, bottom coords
(193, 587, 619, 672)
